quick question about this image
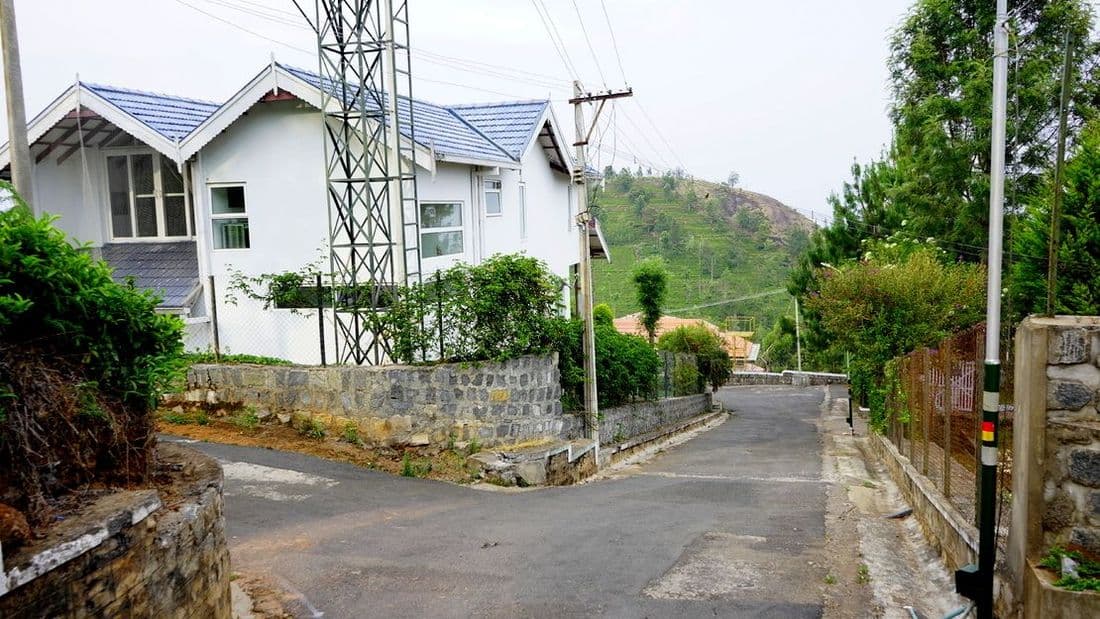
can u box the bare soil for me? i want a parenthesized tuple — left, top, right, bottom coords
(156, 413, 479, 484)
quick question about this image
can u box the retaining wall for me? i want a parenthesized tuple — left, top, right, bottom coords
(174, 355, 563, 447)
(728, 371, 847, 386)
(0, 444, 230, 618)
(567, 393, 713, 445)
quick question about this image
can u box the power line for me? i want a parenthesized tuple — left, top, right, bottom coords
(531, 0, 579, 78)
(571, 0, 607, 87)
(600, 0, 628, 84)
(666, 289, 789, 313)
(173, 0, 314, 55)
(197, 0, 305, 28)
(633, 99, 686, 171)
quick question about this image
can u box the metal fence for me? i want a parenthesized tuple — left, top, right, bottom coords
(883, 323, 1014, 546)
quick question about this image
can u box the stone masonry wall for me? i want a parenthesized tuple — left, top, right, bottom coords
(1007, 316, 1100, 616)
(561, 393, 713, 445)
(0, 444, 230, 618)
(1038, 321, 1100, 554)
(728, 371, 848, 386)
(175, 354, 562, 447)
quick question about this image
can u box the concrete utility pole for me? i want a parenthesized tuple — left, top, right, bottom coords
(956, 2, 1008, 617)
(570, 81, 631, 454)
(1, 0, 33, 205)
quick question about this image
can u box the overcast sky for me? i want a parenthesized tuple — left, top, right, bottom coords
(0, 0, 919, 220)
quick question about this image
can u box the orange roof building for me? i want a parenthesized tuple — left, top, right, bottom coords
(612, 313, 758, 364)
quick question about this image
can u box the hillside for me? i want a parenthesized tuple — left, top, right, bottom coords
(590, 172, 813, 334)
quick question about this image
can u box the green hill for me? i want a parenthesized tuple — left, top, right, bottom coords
(590, 172, 813, 334)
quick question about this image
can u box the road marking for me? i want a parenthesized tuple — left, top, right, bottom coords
(639, 471, 824, 483)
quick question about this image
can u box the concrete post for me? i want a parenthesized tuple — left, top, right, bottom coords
(0, 0, 33, 205)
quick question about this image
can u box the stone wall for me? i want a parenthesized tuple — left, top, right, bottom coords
(1007, 316, 1100, 616)
(174, 355, 562, 447)
(598, 393, 713, 445)
(0, 444, 230, 618)
(727, 371, 848, 386)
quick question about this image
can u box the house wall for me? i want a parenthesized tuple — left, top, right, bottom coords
(189, 101, 577, 363)
(29, 141, 108, 246)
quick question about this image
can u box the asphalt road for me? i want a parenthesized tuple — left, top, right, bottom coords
(178, 385, 837, 618)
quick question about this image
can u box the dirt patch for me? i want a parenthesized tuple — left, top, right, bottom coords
(157, 413, 478, 484)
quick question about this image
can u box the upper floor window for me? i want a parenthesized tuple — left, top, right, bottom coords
(210, 185, 250, 249)
(484, 179, 502, 216)
(106, 153, 191, 239)
(420, 202, 463, 258)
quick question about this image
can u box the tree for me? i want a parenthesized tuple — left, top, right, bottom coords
(726, 171, 740, 188)
(1010, 121, 1100, 316)
(760, 315, 797, 371)
(632, 258, 667, 343)
(805, 245, 986, 428)
(593, 303, 615, 327)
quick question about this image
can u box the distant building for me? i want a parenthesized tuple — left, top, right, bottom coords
(612, 313, 759, 368)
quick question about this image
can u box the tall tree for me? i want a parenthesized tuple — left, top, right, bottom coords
(632, 258, 668, 343)
(1010, 120, 1100, 315)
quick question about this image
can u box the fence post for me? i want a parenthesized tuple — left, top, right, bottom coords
(435, 271, 444, 360)
(663, 352, 670, 398)
(316, 273, 326, 367)
(208, 275, 221, 362)
(922, 347, 931, 476)
(908, 355, 917, 462)
(943, 339, 953, 498)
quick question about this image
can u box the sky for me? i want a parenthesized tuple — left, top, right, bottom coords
(0, 0, 917, 221)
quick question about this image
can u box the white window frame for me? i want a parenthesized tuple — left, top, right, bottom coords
(419, 200, 465, 259)
(483, 178, 502, 216)
(104, 149, 192, 241)
(519, 182, 527, 240)
(209, 183, 250, 251)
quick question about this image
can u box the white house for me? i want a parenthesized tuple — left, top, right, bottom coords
(0, 62, 607, 363)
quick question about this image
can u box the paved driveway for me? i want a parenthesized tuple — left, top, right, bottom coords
(178, 385, 836, 618)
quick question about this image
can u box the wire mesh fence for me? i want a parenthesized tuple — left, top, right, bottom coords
(884, 323, 1014, 551)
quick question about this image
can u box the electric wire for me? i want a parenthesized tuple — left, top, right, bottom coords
(571, 0, 608, 87)
(600, 0, 629, 84)
(531, 0, 580, 79)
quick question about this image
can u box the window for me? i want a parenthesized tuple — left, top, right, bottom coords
(210, 185, 249, 249)
(519, 182, 527, 239)
(106, 153, 191, 239)
(483, 179, 502, 216)
(420, 202, 463, 257)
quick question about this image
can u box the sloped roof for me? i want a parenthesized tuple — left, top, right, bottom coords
(100, 241, 200, 310)
(449, 101, 549, 159)
(278, 64, 517, 164)
(612, 313, 755, 360)
(83, 83, 219, 142)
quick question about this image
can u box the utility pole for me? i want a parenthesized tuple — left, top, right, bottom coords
(794, 296, 803, 372)
(956, 2, 1008, 617)
(1046, 30, 1074, 316)
(571, 81, 631, 454)
(1, 0, 33, 205)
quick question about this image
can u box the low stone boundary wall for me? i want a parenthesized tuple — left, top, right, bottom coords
(870, 432, 978, 570)
(561, 393, 713, 445)
(173, 355, 562, 447)
(0, 444, 230, 618)
(728, 371, 847, 386)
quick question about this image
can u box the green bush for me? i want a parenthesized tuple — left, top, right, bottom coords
(593, 303, 615, 327)
(671, 362, 702, 396)
(387, 254, 564, 363)
(0, 194, 184, 522)
(805, 245, 985, 430)
(182, 352, 293, 366)
(553, 319, 660, 410)
(658, 324, 733, 391)
(632, 258, 667, 343)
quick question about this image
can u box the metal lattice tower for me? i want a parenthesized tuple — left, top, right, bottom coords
(299, 0, 422, 365)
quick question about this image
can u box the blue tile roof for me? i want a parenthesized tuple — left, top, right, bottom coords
(71, 66, 550, 164)
(83, 83, 220, 142)
(448, 101, 549, 159)
(279, 64, 523, 163)
(100, 241, 200, 309)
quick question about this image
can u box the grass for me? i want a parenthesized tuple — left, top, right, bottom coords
(182, 352, 293, 366)
(342, 422, 364, 446)
(400, 451, 433, 478)
(229, 407, 260, 430)
(856, 564, 871, 584)
(159, 409, 210, 426)
(823, 574, 836, 585)
(1039, 547, 1100, 592)
(591, 176, 808, 332)
(296, 416, 327, 439)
